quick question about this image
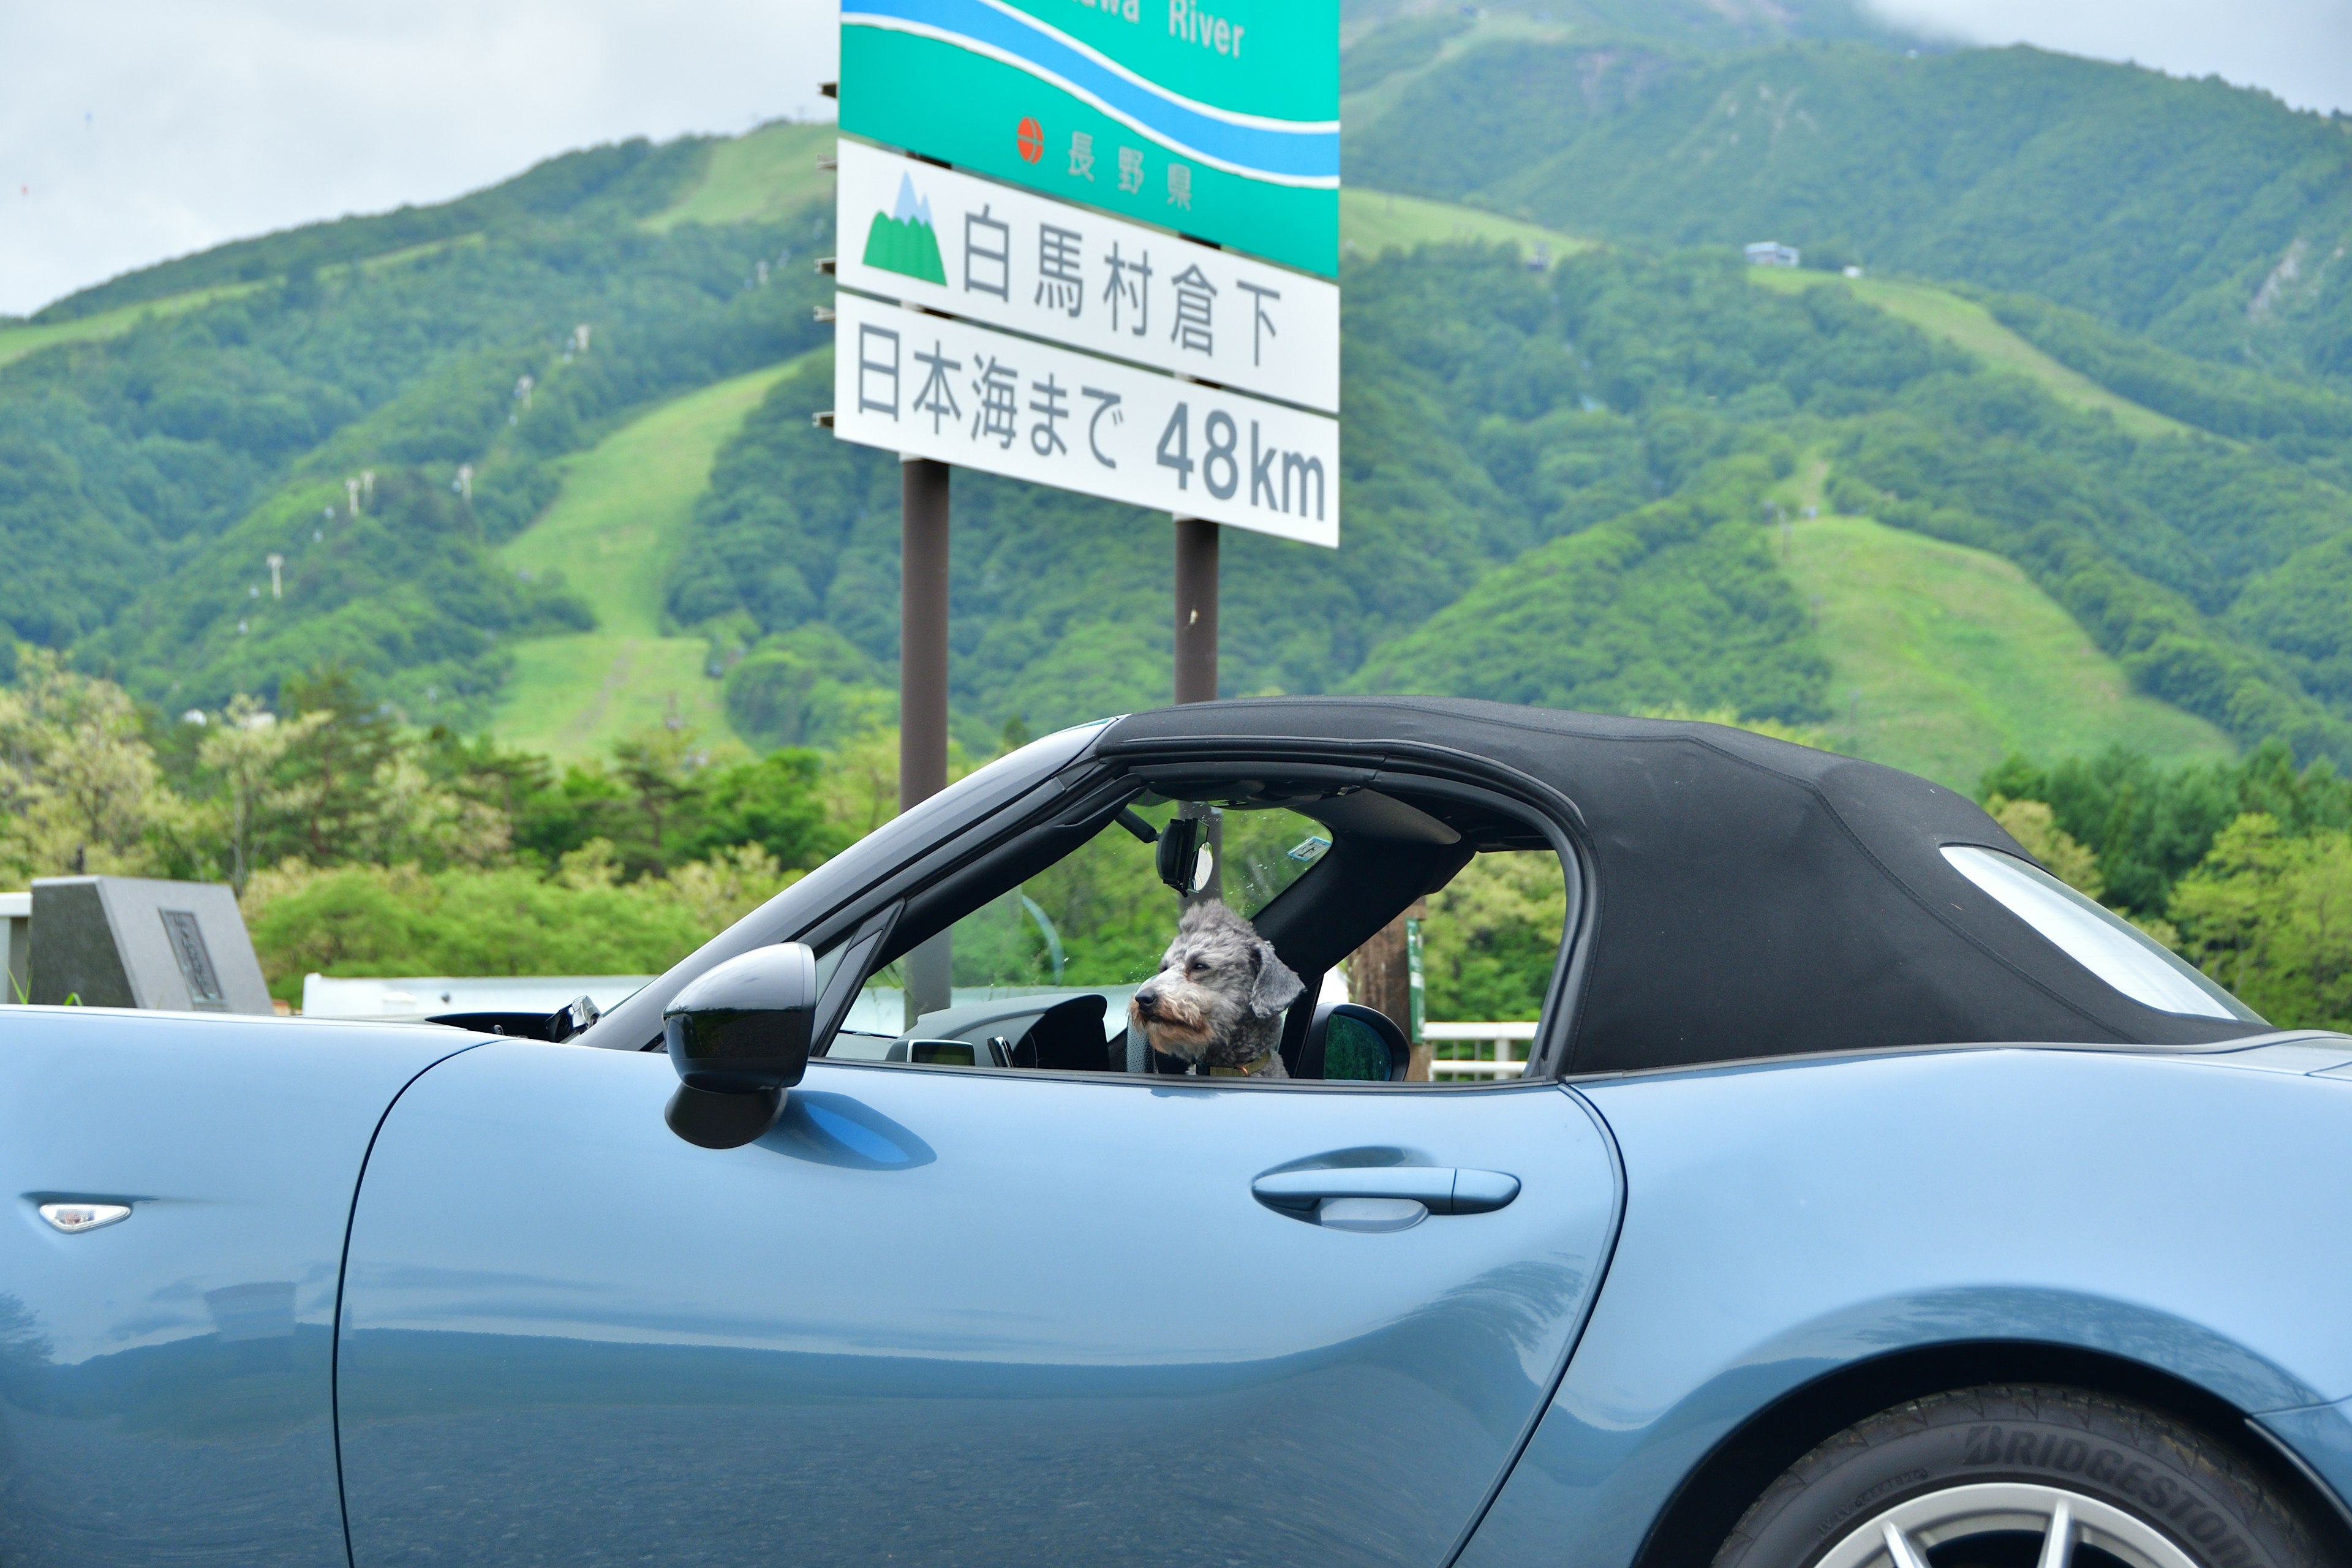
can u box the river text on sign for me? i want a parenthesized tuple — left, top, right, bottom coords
(1169, 0, 1244, 56)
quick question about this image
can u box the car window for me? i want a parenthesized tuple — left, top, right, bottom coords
(826, 804, 1329, 1050)
(1943, 845, 2259, 1022)
(818, 799, 1570, 1084)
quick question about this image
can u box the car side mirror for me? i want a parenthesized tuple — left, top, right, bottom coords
(1302, 1003, 1410, 1082)
(662, 943, 818, 1149)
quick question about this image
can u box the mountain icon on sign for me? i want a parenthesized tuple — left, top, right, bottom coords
(862, 173, 947, 285)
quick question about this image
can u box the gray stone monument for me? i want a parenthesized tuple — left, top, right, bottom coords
(28, 876, 273, 1014)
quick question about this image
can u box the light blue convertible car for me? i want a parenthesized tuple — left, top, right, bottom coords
(5, 699, 2349, 1568)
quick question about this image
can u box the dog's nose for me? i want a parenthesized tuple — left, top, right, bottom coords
(1133, 986, 1159, 1010)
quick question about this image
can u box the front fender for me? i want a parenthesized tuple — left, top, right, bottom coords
(0, 1007, 475, 1567)
(1459, 1048, 2352, 1568)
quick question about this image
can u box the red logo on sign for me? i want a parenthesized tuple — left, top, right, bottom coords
(1017, 116, 1044, 164)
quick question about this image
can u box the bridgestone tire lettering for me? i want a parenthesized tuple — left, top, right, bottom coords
(1712, 1385, 2324, 1568)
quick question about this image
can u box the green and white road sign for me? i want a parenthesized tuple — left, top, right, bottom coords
(837, 140, 1339, 413)
(840, 0, 1339, 277)
(834, 291, 1337, 546)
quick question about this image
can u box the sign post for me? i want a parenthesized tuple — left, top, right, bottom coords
(1173, 516, 1217, 704)
(899, 455, 952, 1019)
(831, 0, 1338, 744)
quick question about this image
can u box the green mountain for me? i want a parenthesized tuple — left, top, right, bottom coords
(1344, 34, 2352, 387)
(8, 23, 2352, 791)
(1, 129, 832, 723)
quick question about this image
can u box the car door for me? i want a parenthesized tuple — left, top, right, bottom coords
(336, 1039, 1619, 1568)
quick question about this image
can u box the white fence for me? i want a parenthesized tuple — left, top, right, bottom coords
(1423, 1021, 1538, 1080)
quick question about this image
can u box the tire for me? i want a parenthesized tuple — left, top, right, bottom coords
(1713, 1384, 2326, 1568)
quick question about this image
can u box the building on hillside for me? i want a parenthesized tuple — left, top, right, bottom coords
(1744, 241, 1801, 268)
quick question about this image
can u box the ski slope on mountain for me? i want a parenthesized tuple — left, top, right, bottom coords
(1748, 268, 2188, 439)
(492, 360, 805, 757)
(1781, 510, 2233, 786)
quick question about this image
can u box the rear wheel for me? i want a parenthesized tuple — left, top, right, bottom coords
(1713, 1385, 2325, 1568)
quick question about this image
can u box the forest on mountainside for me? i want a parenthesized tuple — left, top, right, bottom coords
(0, 138, 832, 724)
(1343, 32, 2352, 386)
(667, 243, 2352, 764)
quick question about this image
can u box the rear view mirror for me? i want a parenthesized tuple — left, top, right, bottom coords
(662, 943, 818, 1148)
(1302, 1003, 1409, 1082)
(1156, 815, 1205, 894)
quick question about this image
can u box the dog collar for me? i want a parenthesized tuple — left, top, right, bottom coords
(1210, 1049, 1279, 1078)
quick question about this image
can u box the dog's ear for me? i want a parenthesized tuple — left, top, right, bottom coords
(1248, 939, 1304, 1019)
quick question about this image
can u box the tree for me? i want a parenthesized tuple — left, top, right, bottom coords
(198, 696, 331, 892)
(609, 729, 706, 877)
(688, 749, 845, 870)
(0, 649, 185, 881)
(1985, 796, 2103, 897)
(2171, 814, 2352, 1030)
(1420, 851, 1567, 1022)
(274, 666, 402, 867)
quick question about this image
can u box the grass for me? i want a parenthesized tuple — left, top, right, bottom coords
(644, 121, 838, 232)
(348, 233, 483, 274)
(1340, 10, 1572, 130)
(1777, 508, 2234, 788)
(0, 283, 263, 370)
(495, 635, 735, 760)
(491, 358, 805, 757)
(1749, 268, 2188, 439)
(1341, 189, 1592, 266)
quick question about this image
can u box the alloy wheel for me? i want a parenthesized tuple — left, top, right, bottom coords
(1815, 1481, 2199, 1568)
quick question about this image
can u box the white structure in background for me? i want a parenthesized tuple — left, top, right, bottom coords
(302, 974, 652, 1021)
(515, 374, 534, 410)
(345, 477, 361, 516)
(1843, 264, 1864, 279)
(454, 464, 473, 500)
(1744, 241, 1801, 268)
(1423, 1020, 1537, 1079)
(572, 325, 590, 354)
(265, 553, 284, 599)
(361, 469, 375, 502)
(1, 892, 28, 1003)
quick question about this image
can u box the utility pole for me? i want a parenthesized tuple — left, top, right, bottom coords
(901, 456, 952, 1024)
(1349, 899, 1429, 1080)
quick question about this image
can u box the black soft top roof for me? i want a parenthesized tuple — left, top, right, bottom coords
(1101, 697, 2255, 1072)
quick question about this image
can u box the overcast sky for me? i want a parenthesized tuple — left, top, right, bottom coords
(1, 0, 2345, 318)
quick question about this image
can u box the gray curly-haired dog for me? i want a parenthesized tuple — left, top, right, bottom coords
(1129, 901, 1305, 1077)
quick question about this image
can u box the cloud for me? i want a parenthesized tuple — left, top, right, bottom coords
(0, 0, 840, 316)
(1863, 0, 2352, 116)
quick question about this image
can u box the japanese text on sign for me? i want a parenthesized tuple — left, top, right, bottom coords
(835, 139, 1338, 415)
(836, 292, 1338, 548)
